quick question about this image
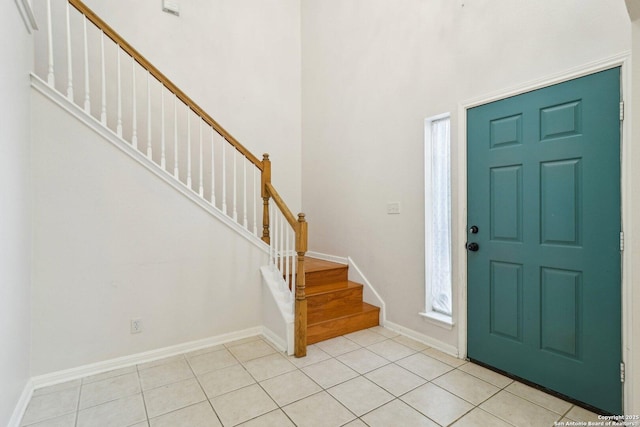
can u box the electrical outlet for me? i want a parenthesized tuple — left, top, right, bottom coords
(130, 318, 143, 334)
(387, 202, 401, 215)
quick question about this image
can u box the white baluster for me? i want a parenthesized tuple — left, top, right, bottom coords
(233, 150, 238, 221)
(285, 223, 290, 289)
(146, 73, 152, 159)
(210, 128, 216, 206)
(272, 206, 277, 268)
(274, 209, 279, 272)
(277, 216, 281, 274)
(253, 167, 257, 236)
(116, 47, 122, 136)
(46, 0, 55, 86)
(272, 203, 277, 268)
(160, 86, 166, 169)
(131, 57, 138, 149)
(83, 17, 90, 113)
(280, 215, 284, 275)
(280, 214, 285, 276)
(187, 109, 192, 188)
(243, 159, 248, 228)
(222, 142, 227, 215)
(199, 120, 204, 197)
(174, 97, 179, 179)
(65, 2, 73, 100)
(291, 238, 296, 300)
(269, 199, 275, 266)
(100, 32, 106, 125)
(291, 227, 295, 294)
(280, 216, 287, 284)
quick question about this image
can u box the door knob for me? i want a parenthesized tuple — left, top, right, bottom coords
(466, 242, 479, 252)
(469, 225, 479, 234)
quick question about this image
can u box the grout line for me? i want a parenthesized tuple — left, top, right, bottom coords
(251, 373, 285, 423)
(183, 351, 225, 427)
(133, 365, 149, 427)
(279, 407, 299, 426)
(136, 353, 187, 373)
(73, 380, 84, 427)
(30, 380, 82, 398)
(76, 391, 145, 413)
(73, 379, 82, 427)
(207, 397, 225, 426)
(322, 387, 360, 424)
(81, 366, 138, 385)
(560, 405, 574, 421)
(500, 387, 573, 420)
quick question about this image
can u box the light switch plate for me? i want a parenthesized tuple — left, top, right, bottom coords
(162, 0, 180, 16)
(387, 202, 401, 215)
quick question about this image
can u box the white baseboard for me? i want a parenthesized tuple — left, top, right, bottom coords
(306, 251, 348, 265)
(31, 326, 266, 390)
(7, 380, 34, 427)
(262, 326, 287, 353)
(346, 257, 387, 324)
(384, 320, 459, 357)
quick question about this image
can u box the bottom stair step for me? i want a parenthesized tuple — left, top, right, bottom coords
(307, 302, 380, 345)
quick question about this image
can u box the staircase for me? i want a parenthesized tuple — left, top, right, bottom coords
(33, 0, 381, 356)
(304, 258, 380, 344)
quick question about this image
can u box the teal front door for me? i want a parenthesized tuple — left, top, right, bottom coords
(467, 68, 622, 414)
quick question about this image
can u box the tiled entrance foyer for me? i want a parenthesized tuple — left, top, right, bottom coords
(21, 327, 602, 427)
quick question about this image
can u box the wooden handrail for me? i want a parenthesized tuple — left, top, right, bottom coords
(265, 183, 298, 230)
(68, 0, 263, 170)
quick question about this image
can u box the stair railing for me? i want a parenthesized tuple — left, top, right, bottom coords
(35, 0, 307, 357)
(262, 156, 308, 357)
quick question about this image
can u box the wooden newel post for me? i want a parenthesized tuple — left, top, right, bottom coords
(261, 154, 271, 244)
(294, 213, 308, 357)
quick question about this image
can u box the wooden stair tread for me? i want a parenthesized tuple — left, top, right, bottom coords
(307, 302, 380, 344)
(305, 280, 360, 296)
(308, 302, 379, 325)
(285, 257, 349, 288)
(304, 257, 348, 272)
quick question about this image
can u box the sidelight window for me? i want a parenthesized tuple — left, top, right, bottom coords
(422, 114, 453, 324)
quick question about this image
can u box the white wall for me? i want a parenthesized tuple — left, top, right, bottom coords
(301, 0, 630, 349)
(0, 2, 33, 425)
(78, 0, 303, 212)
(30, 89, 268, 375)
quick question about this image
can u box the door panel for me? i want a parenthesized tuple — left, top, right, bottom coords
(540, 159, 581, 246)
(467, 68, 621, 414)
(489, 261, 523, 342)
(540, 267, 582, 359)
(490, 165, 523, 242)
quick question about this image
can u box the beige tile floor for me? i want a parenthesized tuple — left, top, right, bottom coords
(21, 327, 604, 427)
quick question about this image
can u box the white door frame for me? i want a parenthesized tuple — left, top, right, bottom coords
(455, 52, 633, 412)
